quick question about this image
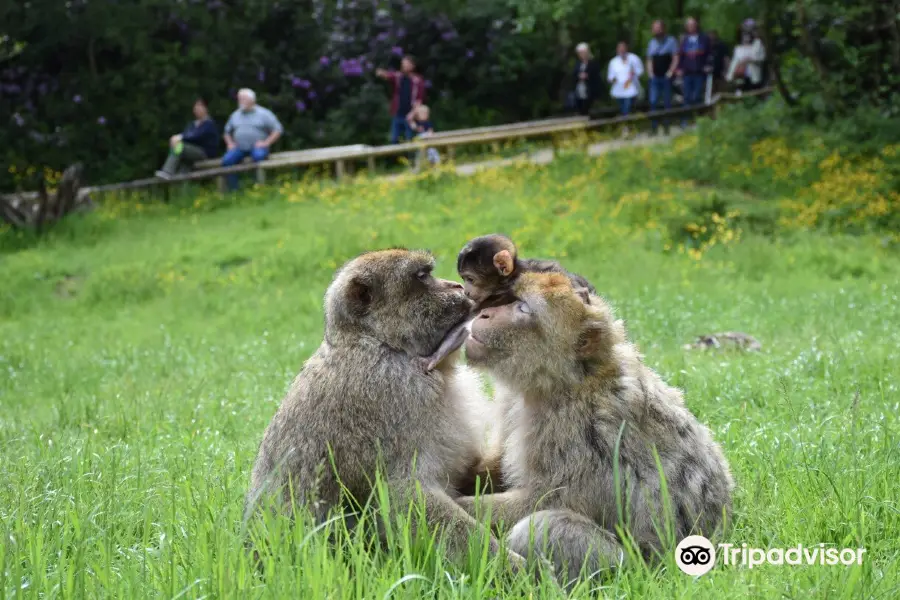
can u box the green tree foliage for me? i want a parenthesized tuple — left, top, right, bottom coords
(1, 0, 566, 190)
(0, 0, 895, 191)
(762, 0, 900, 117)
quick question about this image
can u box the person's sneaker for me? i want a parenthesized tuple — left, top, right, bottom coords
(155, 170, 172, 180)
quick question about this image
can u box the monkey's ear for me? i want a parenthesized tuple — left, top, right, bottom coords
(493, 250, 515, 277)
(577, 320, 608, 358)
(345, 277, 373, 315)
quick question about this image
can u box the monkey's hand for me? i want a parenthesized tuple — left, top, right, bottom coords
(420, 321, 470, 372)
(491, 543, 546, 582)
(497, 537, 557, 585)
(505, 548, 528, 573)
(457, 489, 541, 531)
(466, 494, 559, 585)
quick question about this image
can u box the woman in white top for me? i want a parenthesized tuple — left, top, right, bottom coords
(726, 23, 766, 91)
(607, 41, 644, 115)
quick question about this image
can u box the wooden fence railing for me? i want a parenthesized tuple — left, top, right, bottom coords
(13, 87, 775, 199)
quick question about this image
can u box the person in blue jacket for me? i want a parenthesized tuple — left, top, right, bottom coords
(156, 97, 219, 179)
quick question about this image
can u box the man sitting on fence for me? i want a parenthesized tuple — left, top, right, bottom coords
(221, 88, 283, 191)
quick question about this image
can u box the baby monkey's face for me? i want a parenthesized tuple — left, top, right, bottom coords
(459, 270, 515, 312)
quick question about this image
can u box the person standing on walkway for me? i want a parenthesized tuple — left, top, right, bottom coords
(156, 97, 219, 179)
(646, 21, 679, 134)
(677, 17, 712, 124)
(221, 88, 283, 191)
(607, 41, 644, 117)
(726, 20, 766, 92)
(376, 55, 426, 144)
(572, 42, 602, 116)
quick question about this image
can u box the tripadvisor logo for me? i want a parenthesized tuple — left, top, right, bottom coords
(675, 536, 867, 576)
(675, 535, 716, 576)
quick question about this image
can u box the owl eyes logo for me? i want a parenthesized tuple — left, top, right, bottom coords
(680, 545, 712, 565)
(675, 535, 716, 576)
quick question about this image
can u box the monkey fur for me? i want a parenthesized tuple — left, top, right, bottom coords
(457, 234, 596, 311)
(458, 272, 734, 583)
(245, 248, 521, 569)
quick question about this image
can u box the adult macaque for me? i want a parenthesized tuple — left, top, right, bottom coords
(245, 249, 523, 570)
(459, 272, 734, 582)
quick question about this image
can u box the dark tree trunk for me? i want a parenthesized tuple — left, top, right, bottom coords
(760, 5, 798, 107)
(0, 164, 92, 233)
(795, 0, 840, 110)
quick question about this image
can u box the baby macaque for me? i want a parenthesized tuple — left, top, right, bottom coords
(457, 234, 596, 311)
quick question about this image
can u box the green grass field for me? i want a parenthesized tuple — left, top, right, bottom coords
(2, 142, 898, 598)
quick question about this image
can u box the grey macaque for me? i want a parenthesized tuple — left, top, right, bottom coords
(458, 272, 734, 583)
(245, 248, 523, 570)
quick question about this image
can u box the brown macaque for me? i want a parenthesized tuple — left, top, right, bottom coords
(458, 273, 734, 584)
(457, 234, 596, 311)
(245, 249, 526, 572)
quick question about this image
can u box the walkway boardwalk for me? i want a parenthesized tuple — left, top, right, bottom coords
(419, 127, 688, 178)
